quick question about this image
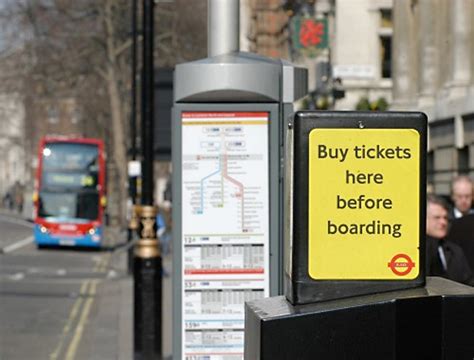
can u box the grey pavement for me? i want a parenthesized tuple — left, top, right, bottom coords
(0, 207, 28, 220)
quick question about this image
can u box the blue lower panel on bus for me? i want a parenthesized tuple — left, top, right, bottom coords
(34, 225, 103, 248)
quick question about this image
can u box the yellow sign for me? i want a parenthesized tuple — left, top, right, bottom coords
(308, 128, 420, 280)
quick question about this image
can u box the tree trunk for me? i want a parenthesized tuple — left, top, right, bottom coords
(104, 0, 128, 227)
(106, 66, 128, 227)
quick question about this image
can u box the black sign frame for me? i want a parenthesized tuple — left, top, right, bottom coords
(285, 110, 427, 305)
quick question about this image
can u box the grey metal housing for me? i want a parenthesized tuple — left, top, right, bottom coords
(174, 52, 307, 104)
(172, 50, 307, 359)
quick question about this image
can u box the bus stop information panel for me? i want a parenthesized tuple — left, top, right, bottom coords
(181, 111, 270, 358)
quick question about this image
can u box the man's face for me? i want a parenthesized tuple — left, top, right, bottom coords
(452, 181, 473, 215)
(426, 203, 448, 239)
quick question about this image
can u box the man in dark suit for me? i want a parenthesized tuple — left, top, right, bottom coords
(448, 213, 474, 272)
(426, 194, 473, 286)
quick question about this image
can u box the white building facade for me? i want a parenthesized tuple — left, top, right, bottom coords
(391, 0, 474, 194)
(332, 0, 393, 110)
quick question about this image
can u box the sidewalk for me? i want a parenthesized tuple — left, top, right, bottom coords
(0, 207, 29, 220)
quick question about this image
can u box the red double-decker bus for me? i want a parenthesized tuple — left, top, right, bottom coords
(33, 136, 106, 248)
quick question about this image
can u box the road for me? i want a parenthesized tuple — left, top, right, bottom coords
(0, 214, 133, 360)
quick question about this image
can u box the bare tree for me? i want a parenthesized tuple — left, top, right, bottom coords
(0, 0, 208, 225)
(0, 0, 133, 225)
(154, 0, 207, 66)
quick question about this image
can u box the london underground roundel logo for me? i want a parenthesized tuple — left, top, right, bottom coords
(387, 253, 415, 276)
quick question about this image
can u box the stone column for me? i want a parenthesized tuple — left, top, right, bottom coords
(449, 0, 472, 98)
(471, 1, 474, 87)
(392, 0, 418, 109)
(417, 0, 439, 108)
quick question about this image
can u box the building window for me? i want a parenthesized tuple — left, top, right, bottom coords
(427, 151, 434, 190)
(378, 9, 392, 79)
(380, 9, 392, 28)
(458, 147, 469, 173)
(380, 36, 392, 78)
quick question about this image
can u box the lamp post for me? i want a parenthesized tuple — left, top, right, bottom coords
(134, 0, 161, 358)
(128, 0, 139, 274)
(130, 0, 138, 198)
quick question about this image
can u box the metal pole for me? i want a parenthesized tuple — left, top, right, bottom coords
(208, 0, 240, 57)
(131, 0, 138, 189)
(140, 0, 154, 205)
(134, 0, 161, 358)
(128, 0, 139, 274)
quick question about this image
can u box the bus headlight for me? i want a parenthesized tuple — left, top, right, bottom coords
(88, 228, 96, 235)
(40, 226, 48, 234)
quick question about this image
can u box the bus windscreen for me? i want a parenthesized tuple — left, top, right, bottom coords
(38, 191, 99, 221)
